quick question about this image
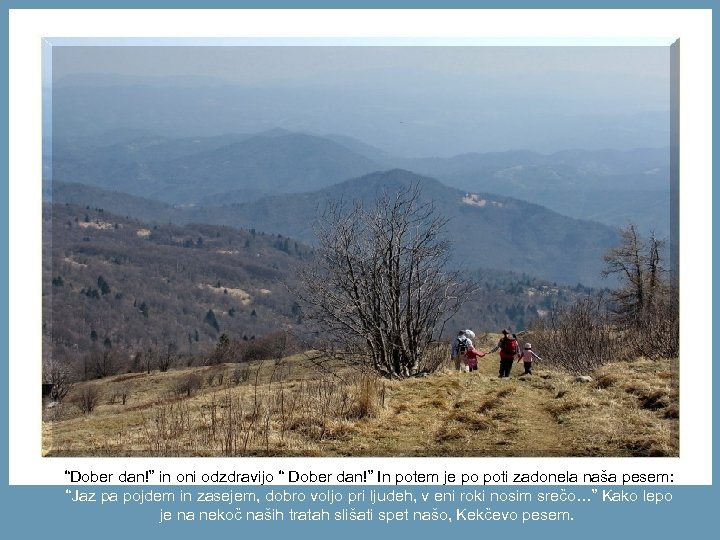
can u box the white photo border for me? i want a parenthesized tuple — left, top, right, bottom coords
(10, 8, 712, 485)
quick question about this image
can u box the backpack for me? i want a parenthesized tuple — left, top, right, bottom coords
(501, 337, 519, 356)
(457, 336, 470, 355)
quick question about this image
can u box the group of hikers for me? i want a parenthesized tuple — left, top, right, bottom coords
(451, 328, 542, 378)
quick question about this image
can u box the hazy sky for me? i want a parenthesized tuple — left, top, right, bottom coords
(51, 45, 669, 106)
(52, 45, 670, 82)
(48, 44, 671, 154)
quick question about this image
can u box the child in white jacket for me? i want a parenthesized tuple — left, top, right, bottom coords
(517, 343, 542, 375)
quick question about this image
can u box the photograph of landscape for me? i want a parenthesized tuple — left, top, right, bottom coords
(41, 43, 678, 457)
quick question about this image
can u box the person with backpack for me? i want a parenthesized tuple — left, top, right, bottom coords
(516, 342, 542, 375)
(451, 330, 473, 372)
(489, 329, 519, 377)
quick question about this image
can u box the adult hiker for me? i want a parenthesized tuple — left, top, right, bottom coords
(489, 329, 519, 378)
(451, 330, 474, 372)
(517, 342, 542, 375)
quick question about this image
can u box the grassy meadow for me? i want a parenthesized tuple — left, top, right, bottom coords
(42, 334, 678, 458)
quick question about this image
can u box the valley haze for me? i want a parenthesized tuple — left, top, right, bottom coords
(43, 42, 674, 365)
(49, 45, 670, 156)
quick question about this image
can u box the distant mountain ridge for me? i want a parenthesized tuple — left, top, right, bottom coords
(50, 132, 382, 204)
(49, 169, 620, 287)
(47, 128, 671, 236)
(325, 137, 671, 237)
(49, 73, 670, 155)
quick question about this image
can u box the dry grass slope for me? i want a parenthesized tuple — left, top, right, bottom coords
(42, 343, 678, 457)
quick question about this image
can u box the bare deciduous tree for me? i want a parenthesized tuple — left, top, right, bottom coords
(74, 385, 101, 414)
(93, 349, 118, 378)
(108, 382, 132, 405)
(173, 374, 202, 397)
(602, 224, 668, 329)
(158, 342, 177, 372)
(530, 224, 678, 369)
(297, 183, 475, 378)
(43, 358, 74, 403)
(602, 224, 678, 358)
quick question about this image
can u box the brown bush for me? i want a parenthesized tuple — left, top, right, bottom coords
(73, 385, 102, 414)
(528, 295, 620, 373)
(417, 342, 449, 373)
(173, 374, 202, 397)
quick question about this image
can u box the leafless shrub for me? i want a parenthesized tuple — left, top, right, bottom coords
(139, 363, 386, 456)
(270, 360, 293, 383)
(289, 378, 348, 440)
(158, 343, 177, 372)
(527, 224, 678, 372)
(417, 342, 449, 374)
(93, 349, 119, 379)
(173, 374, 202, 397)
(205, 367, 225, 387)
(74, 385, 101, 414)
(109, 382, 132, 405)
(43, 400, 73, 422)
(232, 365, 251, 384)
(142, 402, 192, 456)
(529, 289, 677, 372)
(528, 295, 619, 373)
(624, 286, 679, 359)
(43, 359, 74, 403)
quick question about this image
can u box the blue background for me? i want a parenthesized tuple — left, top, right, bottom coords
(2, 1, 716, 539)
(5, 485, 711, 538)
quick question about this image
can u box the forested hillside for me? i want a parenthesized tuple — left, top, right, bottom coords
(43, 203, 308, 374)
(43, 203, 594, 380)
(48, 169, 620, 287)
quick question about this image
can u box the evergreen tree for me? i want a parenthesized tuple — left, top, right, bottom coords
(97, 275, 111, 295)
(205, 309, 220, 332)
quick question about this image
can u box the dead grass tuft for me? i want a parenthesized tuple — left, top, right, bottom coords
(545, 390, 597, 419)
(421, 397, 451, 410)
(467, 417, 493, 431)
(496, 387, 517, 398)
(320, 420, 357, 441)
(663, 403, 679, 419)
(449, 409, 493, 431)
(477, 396, 502, 413)
(638, 390, 670, 410)
(594, 373, 619, 389)
(434, 424, 466, 442)
(393, 403, 409, 414)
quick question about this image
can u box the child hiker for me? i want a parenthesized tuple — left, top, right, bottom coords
(517, 342, 542, 375)
(464, 346, 485, 372)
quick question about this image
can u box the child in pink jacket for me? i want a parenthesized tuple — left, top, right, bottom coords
(464, 346, 485, 372)
(517, 343, 542, 375)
